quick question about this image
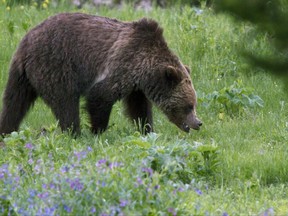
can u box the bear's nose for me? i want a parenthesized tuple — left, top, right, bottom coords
(198, 121, 202, 127)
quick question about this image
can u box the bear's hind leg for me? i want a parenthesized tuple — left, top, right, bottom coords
(124, 90, 153, 134)
(0, 69, 37, 135)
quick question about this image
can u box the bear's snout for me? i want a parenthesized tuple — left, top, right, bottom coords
(181, 116, 202, 133)
(192, 118, 202, 130)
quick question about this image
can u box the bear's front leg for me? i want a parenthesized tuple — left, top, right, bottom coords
(86, 96, 113, 134)
(43, 95, 81, 135)
(124, 90, 153, 134)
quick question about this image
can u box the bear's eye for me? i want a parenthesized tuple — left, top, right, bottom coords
(185, 105, 193, 113)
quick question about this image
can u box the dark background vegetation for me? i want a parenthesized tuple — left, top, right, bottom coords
(214, 0, 288, 92)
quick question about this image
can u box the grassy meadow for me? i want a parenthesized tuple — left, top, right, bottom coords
(0, 2, 288, 215)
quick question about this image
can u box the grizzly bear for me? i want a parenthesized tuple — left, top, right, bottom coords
(0, 13, 202, 135)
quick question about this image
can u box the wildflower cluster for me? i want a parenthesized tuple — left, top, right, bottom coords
(0, 131, 225, 215)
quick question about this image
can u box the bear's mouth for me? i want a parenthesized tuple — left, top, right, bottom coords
(182, 123, 190, 133)
(181, 122, 201, 133)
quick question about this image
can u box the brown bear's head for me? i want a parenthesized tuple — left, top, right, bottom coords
(131, 18, 202, 132)
(147, 64, 202, 133)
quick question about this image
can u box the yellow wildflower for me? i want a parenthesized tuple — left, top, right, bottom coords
(218, 112, 224, 120)
(42, 2, 48, 9)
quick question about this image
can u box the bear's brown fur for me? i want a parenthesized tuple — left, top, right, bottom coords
(0, 13, 202, 135)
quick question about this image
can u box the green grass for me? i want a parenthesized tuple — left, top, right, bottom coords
(0, 2, 288, 215)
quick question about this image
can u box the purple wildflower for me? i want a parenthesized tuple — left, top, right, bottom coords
(195, 189, 203, 195)
(0, 172, 4, 179)
(61, 165, 70, 173)
(102, 181, 106, 187)
(91, 207, 96, 213)
(168, 208, 177, 216)
(119, 199, 129, 207)
(87, 146, 93, 152)
(222, 212, 229, 216)
(34, 164, 41, 174)
(136, 177, 143, 185)
(18, 208, 27, 215)
(63, 205, 72, 213)
(0, 164, 8, 179)
(96, 159, 107, 167)
(44, 206, 56, 215)
(69, 178, 84, 191)
(25, 143, 33, 149)
(263, 208, 274, 216)
(14, 176, 20, 184)
(49, 183, 56, 190)
(109, 162, 123, 169)
(11, 177, 20, 191)
(38, 191, 49, 199)
(141, 167, 153, 176)
(28, 189, 37, 198)
(28, 158, 33, 165)
(146, 186, 152, 193)
(154, 185, 160, 190)
(74, 150, 87, 161)
(109, 206, 121, 215)
(27, 196, 34, 205)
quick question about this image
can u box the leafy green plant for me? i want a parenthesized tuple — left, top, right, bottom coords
(201, 80, 264, 116)
(123, 133, 220, 183)
(2, 130, 32, 146)
(189, 144, 219, 178)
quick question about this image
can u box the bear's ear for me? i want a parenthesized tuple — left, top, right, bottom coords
(164, 66, 182, 85)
